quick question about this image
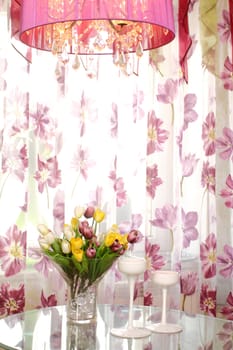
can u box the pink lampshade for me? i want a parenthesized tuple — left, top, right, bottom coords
(18, 0, 175, 56)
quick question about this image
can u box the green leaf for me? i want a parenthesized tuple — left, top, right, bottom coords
(51, 239, 63, 254)
(71, 255, 82, 273)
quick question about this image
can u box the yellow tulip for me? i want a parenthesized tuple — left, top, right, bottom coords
(70, 237, 83, 251)
(104, 232, 118, 247)
(71, 217, 78, 230)
(73, 248, 84, 262)
(93, 208, 105, 223)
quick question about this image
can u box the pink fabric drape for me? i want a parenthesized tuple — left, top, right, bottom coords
(178, 0, 192, 83)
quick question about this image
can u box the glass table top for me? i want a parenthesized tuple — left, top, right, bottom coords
(0, 304, 232, 350)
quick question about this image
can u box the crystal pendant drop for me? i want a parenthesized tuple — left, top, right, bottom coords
(55, 60, 62, 77)
(119, 52, 126, 68)
(121, 56, 132, 76)
(113, 49, 120, 66)
(51, 40, 58, 55)
(136, 41, 143, 58)
(61, 43, 69, 64)
(72, 54, 80, 70)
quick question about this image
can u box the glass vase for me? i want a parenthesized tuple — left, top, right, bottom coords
(66, 280, 98, 324)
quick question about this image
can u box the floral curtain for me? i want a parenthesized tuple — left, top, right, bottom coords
(0, 0, 233, 325)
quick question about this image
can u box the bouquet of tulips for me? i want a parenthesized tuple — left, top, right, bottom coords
(37, 206, 140, 295)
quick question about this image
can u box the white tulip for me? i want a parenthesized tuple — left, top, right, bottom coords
(37, 224, 50, 236)
(61, 240, 71, 254)
(43, 232, 55, 245)
(63, 226, 75, 240)
(74, 206, 85, 218)
(38, 237, 50, 250)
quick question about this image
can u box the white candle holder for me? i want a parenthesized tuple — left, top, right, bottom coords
(147, 270, 183, 334)
(111, 255, 151, 339)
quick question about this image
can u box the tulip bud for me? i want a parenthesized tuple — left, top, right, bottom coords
(93, 208, 105, 223)
(63, 226, 75, 240)
(84, 206, 95, 218)
(86, 247, 96, 258)
(127, 229, 141, 244)
(38, 237, 50, 250)
(37, 224, 50, 236)
(61, 240, 71, 254)
(43, 232, 55, 245)
(74, 206, 85, 218)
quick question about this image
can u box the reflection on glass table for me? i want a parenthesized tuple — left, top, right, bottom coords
(0, 304, 232, 350)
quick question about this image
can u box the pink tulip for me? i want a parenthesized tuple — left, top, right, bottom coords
(86, 247, 96, 258)
(84, 206, 95, 218)
(127, 229, 140, 244)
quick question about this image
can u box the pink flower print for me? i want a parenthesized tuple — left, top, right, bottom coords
(156, 79, 178, 104)
(114, 177, 127, 207)
(218, 10, 231, 43)
(71, 91, 98, 136)
(217, 321, 233, 349)
(110, 103, 118, 138)
(118, 214, 143, 233)
(144, 238, 165, 281)
(29, 248, 53, 278)
(0, 225, 26, 277)
(181, 153, 199, 177)
(0, 283, 25, 317)
(88, 186, 103, 207)
(183, 93, 198, 130)
(217, 244, 233, 278)
(71, 145, 95, 181)
(200, 233, 217, 279)
(180, 271, 198, 311)
(109, 169, 127, 207)
(53, 190, 64, 232)
(2, 143, 28, 183)
(201, 161, 215, 194)
(182, 209, 198, 248)
(146, 164, 162, 199)
(220, 292, 233, 320)
(202, 112, 216, 156)
(180, 271, 198, 295)
(150, 204, 178, 251)
(133, 89, 144, 123)
(200, 284, 216, 317)
(40, 290, 57, 308)
(156, 79, 178, 124)
(220, 57, 233, 91)
(30, 104, 53, 139)
(216, 127, 233, 161)
(34, 156, 61, 194)
(144, 291, 153, 306)
(220, 174, 233, 208)
(149, 51, 165, 74)
(150, 204, 178, 230)
(180, 154, 198, 196)
(147, 111, 169, 155)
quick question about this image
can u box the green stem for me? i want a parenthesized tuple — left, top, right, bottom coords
(45, 183, 49, 208)
(180, 176, 184, 197)
(181, 294, 186, 311)
(0, 172, 10, 199)
(170, 229, 174, 252)
(71, 171, 80, 198)
(171, 103, 174, 125)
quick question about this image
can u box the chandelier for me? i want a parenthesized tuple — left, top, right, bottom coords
(15, 0, 175, 72)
